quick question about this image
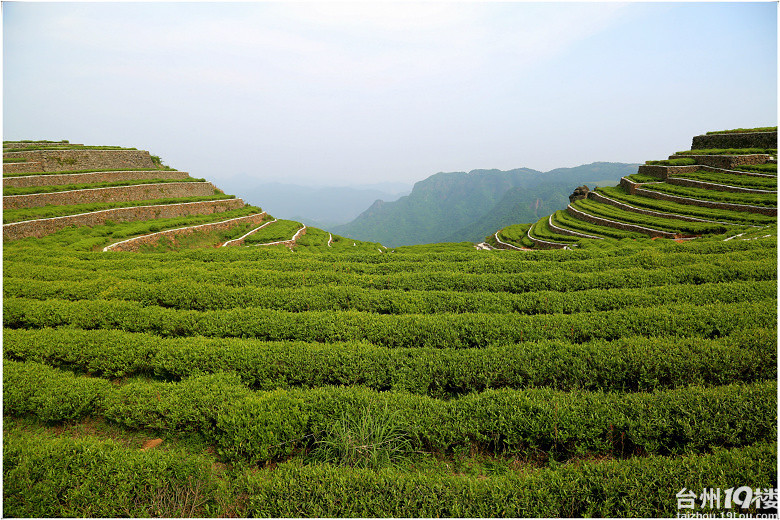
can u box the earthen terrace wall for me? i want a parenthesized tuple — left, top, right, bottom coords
(691, 132, 777, 150)
(3, 198, 245, 241)
(3, 170, 191, 189)
(4, 182, 219, 209)
(3, 149, 155, 172)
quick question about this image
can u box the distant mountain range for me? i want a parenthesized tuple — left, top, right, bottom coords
(234, 182, 412, 228)
(332, 162, 639, 246)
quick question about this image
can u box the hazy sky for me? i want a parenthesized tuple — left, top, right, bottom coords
(3, 2, 777, 193)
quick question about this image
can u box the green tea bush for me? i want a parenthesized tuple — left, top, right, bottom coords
(644, 158, 697, 166)
(5, 297, 775, 348)
(3, 432, 217, 518)
(675, 148, 777, 156)
(643, 182, 778, 207)
(3, 177, 205, 197)
(672, 170, 777, 190)
(3, 360, 111, 422)
(102, 372, 251, 433)
(4, 326, 776, 395)
(596, 186, 775, 225)
(572, 199, 731, 234)
(2, 194, 235, 224)
(706, 127, 777, 134)
(734, 163, 777, 174)
(213, 389, 310, 464)
(242, 443, 777, 518)
(6, 360, 775, 463)
(5, 428, 775, 518)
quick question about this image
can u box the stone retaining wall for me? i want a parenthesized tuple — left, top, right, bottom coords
(566, 204, 677, 239)
(490, 231, 526, 251)
(3, 162, 44, 174)
(665, 177, 776, 194)
(3, 142, 82, 150)
(620, 177, 639, 195)
(4, 182, 219, 209)
(671, 154, 771, 169)
(546, 215, 602, 240)
(637, 165, 700, 180)
(588, 191, 728, 224)
(691, 132, 777, 150)
(491, 241, 521, 251)
(104, 211, 265, 252)
(2, 149, 155, 172)
(634, 187, 777, 216)
(698, 165, 777, 178)
(3, 198, 245, 241)
(3, 170, 191, 188)
(526, 227, 570, 249)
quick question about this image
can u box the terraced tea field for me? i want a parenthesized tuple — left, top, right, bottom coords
(491, 129, 777, 251)
(3, 135, 777, 517)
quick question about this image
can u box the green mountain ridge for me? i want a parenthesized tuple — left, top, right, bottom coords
(333, 162, 639, 246)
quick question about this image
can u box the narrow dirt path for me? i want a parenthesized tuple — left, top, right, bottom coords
(221, 218, 277, 247)
(102, 212, 266, 252)
(253, 225, 307, 247)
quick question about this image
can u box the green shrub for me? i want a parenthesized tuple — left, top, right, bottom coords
(4, 326, 776, 396)
(706, 127, 777, 134)
(5, 427, 775, 518)
(644, 158, 697, 166)
(213, 389, 309, 464)
(3, 177, 205, 197)
(3, 432, 217, 518)
(102, 372, 251, 433)
(3, 360, 110, 422)
(675, 148, 777, 156)
(242, 443, 777, 518)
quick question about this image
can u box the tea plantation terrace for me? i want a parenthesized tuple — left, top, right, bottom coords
(3, 141, 386, 251)
(2, 132, 776, 517)
(490, 128, 777, 249)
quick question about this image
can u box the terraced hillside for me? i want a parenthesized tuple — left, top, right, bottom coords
(3, 137, 777, 517)
(2, 140, 378, 252)
(490, 128, 777, 250)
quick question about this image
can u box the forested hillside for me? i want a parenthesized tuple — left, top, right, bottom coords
(333, 162, 637, 246)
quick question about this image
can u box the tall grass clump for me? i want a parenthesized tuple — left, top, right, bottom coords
(315, 405, 412, 469)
